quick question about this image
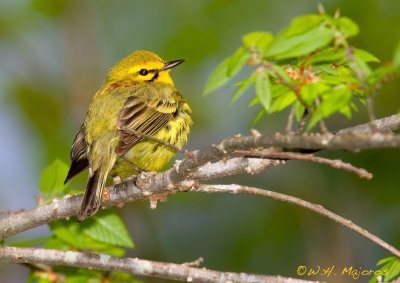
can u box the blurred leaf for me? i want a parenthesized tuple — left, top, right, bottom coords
(269, 90, 296, 113)
(203, 47, 249, 95)
(354, 49, 380, 63)
(83, 210, 134, 248)
(281, 14, 325, 37)
(268, 64, 291, 82)
(338, 17, 359, 37)
(32, 0, 67, 17)
(108, 271, 142, 283)
(39, 159, 69, 201)
(265, 26, 333, 60)
(379, 256, 400, 282)
(353, 53, 372, 77)
(311, 48, 346, 64)
(227, 47, 249, 75)
(294, 101, 305, 121)
(393, 40, 400, 69)
(230, 72, 256, 104)
(8, 237, 51, 247)
(255, 72, 271, 111)
(307, 87, 352, 129)
(49, 218, 126, 256)
(242, 31, 274, 52)
(300, 83, 330, 104)
(53, 267, 103, 283)
(252, 108, 266, 125)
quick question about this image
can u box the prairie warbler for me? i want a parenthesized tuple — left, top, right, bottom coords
(65, 50, 192, 221)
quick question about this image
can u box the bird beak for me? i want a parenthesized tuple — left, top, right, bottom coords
(161, 59, 185, 71)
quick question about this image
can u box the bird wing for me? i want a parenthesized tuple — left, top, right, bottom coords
(116, 86, 178, 156)
(64, 125, 89, 183)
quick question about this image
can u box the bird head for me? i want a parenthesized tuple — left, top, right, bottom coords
(106, 50, 184, 85)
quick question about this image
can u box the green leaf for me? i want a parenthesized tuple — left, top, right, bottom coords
(281, 14, 325, 37)
(265, 26, 334, 60)
(376, 256, 400, 282)
(354, 49, 380, 63)
(203, 47, 249, 95)
(268, 64, 291, 82)
(294, 101, 305, 121)
(83, 210, 134, 248)
(242, 31, 274, 52)
(393, 40, 400, 69)
(338, 17, 359, 37)
(255, 72, 272, 111)
(307, 87, 352, 129)
(8, 237, 51, 247)
(49, 216, 127, 256)
(230, 72, 257, 104)
(39, 159, 69, 201)
(108, 271, 142, 283)
(352, 53, 372, 76)
(269, 89, 296, 113)
(252, 108, 266, 125)
(311, 48, 346, 64)
(227, 47, 249, 76)
(300, 83, 330, 105)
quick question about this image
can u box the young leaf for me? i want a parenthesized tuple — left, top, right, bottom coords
(281, 14, 325, 38)
(255, 71, 271, 111)
(252, 108, 266, 125)
(354, 49, 380, 63)
(266, 26, 334, 60)
(300, 83, 330, 105)
(307, 87, 352, 129)
(49, 219, 126, 256)
(39, 159, 69, 201)
(311, 48, 346, 64)
(269, 90, 296, 113)
(242, 31, 274, 52)
(338, 17, 359, 37)
(83, 210, 134, 248)
(352, 53, 372, 77)
(230, 72, 257, 104)
(203, 47, 249, 95)
(294, 101, 305, 121)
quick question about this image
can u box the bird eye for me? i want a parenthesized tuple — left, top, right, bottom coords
(139, 69, 149, 76)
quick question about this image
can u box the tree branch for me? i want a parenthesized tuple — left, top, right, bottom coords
(1, 114, 400, 256)
(234, 149, 373, 179)
(0, 246, 316, 283)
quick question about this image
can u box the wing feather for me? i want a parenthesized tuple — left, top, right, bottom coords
(116, 86, 178, 156)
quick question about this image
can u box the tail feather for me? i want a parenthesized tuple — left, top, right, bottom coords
(77, 167, 105, 222)
(64, 158, 89, 184)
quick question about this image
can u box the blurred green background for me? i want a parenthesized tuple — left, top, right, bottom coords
(0, 0, 399, 282)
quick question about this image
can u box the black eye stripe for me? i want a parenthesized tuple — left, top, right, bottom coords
(139, 69, 157, 76)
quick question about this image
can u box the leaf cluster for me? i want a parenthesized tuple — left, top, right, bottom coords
(14, 160, 138, 283)
(204, 11, 400, 129)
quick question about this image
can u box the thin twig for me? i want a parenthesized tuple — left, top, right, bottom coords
(0, 247, 315, 283)
(366, 95, 378, 132)
(286, 106, 295, 133)
(194, 184, 400, 258)
(296, 109, 309, 134)
(234, 149, 373, 179)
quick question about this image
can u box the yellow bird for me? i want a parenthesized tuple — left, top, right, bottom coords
(64, 50, 192, 221)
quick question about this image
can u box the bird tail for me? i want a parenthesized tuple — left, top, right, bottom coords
(77, 166, 107, 222)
